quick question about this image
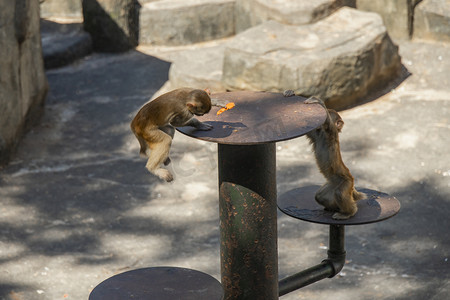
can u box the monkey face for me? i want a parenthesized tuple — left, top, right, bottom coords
(193, 104, 208, 116)
(329, 110, 344, 132)
(187, 90, 212, 116)
(187, 102, 210, 116)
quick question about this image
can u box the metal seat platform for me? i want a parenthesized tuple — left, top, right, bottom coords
(89, 267, 223, 300)
(278, 185, 401, 225)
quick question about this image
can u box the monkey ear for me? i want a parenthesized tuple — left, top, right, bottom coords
(336, 119, 344, 132)
(187, 102, 195, 109)
(204, 88, 211, 95)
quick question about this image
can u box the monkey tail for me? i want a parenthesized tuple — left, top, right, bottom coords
(353, 189, 366, 202)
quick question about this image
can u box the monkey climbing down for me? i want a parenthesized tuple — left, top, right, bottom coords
(284, 90, 365, 220)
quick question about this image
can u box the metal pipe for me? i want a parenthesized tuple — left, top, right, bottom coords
(324, 224, 346, 277)
(218, 143, 278, 300)
(278, 262, 334, 296)
(278, 225, 346, 297)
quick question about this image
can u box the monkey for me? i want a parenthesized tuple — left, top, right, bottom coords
(284, 90, 365, 219)
(131, 88, 213, 182)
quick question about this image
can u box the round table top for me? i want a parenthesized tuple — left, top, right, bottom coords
(89, 267, 223, 300)
(177, 91, 327, 145)
(278, 185, 401, 225)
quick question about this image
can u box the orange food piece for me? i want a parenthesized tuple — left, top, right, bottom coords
(217, 108, 227, 115)
(225, 102, 235, 109)
(217, 102, 235, 115)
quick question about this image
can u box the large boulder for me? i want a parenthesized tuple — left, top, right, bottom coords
(168, 45, 227, 92)
(222, 7, 402, 109)
(0, 0, 48, 165)
(41, 20, 93, 69)
(40, 0, 83, 20)
(139, 0, 235, 45)
(414, 0, 450, 42)
(357, 0, 423, 39)
(235, 0, 356, 33)
(82, 0, 140, 52)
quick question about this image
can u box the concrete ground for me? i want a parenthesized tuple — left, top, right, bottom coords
(0, 36, 449, 299)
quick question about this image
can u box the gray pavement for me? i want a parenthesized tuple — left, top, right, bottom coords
(0, 38, 449, 300)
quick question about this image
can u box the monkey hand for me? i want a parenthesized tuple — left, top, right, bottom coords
(304, 97, 326, 108)
(283, 90, 295, 97)
(196, 122, 213, 131)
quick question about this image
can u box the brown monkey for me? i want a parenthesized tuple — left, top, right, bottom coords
(284, 91, 365, 219)
(131, 88, 213, 182)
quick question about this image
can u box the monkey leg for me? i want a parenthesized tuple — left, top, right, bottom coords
(352, 188, 366, 201)
(159, 125, 175, 166)
(332, 181, 357, 220)
(315, 183, 339, 211)
(144, 130, 174, 182)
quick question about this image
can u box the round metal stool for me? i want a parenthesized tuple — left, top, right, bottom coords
(89, 267, 223, 300)
(278, 185, 400, 225)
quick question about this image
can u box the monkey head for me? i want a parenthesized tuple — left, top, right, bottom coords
(329, 109, 344, 132)
(186, 89, 212, 116)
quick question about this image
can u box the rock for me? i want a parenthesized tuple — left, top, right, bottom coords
(82, 0, 140, 52)
(168, 46, 227, 92)
(139, 0, 235, 45)
(151, 43, 227, 100)
(0, 0, 48, 165)
(414, 0, 450, 42)
(40, 0, 83, 20)
(222, 7, 402, 109)
(235, 0, 356, 33)
(357, 0, 423, 39)
(41, 20, 93, 69)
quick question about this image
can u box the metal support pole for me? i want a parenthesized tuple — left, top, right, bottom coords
(218, 143, 278, 300)
(325, 225, 346, 277)
(278, 225, 346, 297)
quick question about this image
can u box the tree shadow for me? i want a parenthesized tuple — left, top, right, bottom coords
(0, 48, 225, 297)
(276, 173, 450, 299)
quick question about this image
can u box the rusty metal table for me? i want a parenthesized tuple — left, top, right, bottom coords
(178, 91, 327, 299)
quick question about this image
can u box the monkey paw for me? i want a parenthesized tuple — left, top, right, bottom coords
(153, 168, 174, 182)
(304, 97, 322, 105)
(163, 157, 171, 166)
(332, 212, 353, 220)
(197, 122, 213, 131)
(283, 90, 295, 97)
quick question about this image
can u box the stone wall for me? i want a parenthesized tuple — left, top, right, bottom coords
(0, 0, 48, 165)
(82, 0, 140, 52)
(40, 0, 83, 20)
(357, 0, 423, 39)
(235, 0, 356, 33)
(414, 0, 450, 42)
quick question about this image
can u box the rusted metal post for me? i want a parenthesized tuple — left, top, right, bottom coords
(218, 143, 278, 300)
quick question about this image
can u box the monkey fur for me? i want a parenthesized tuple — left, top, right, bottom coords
(284, 91, 365, 219)
(131, 88, 213, 182)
